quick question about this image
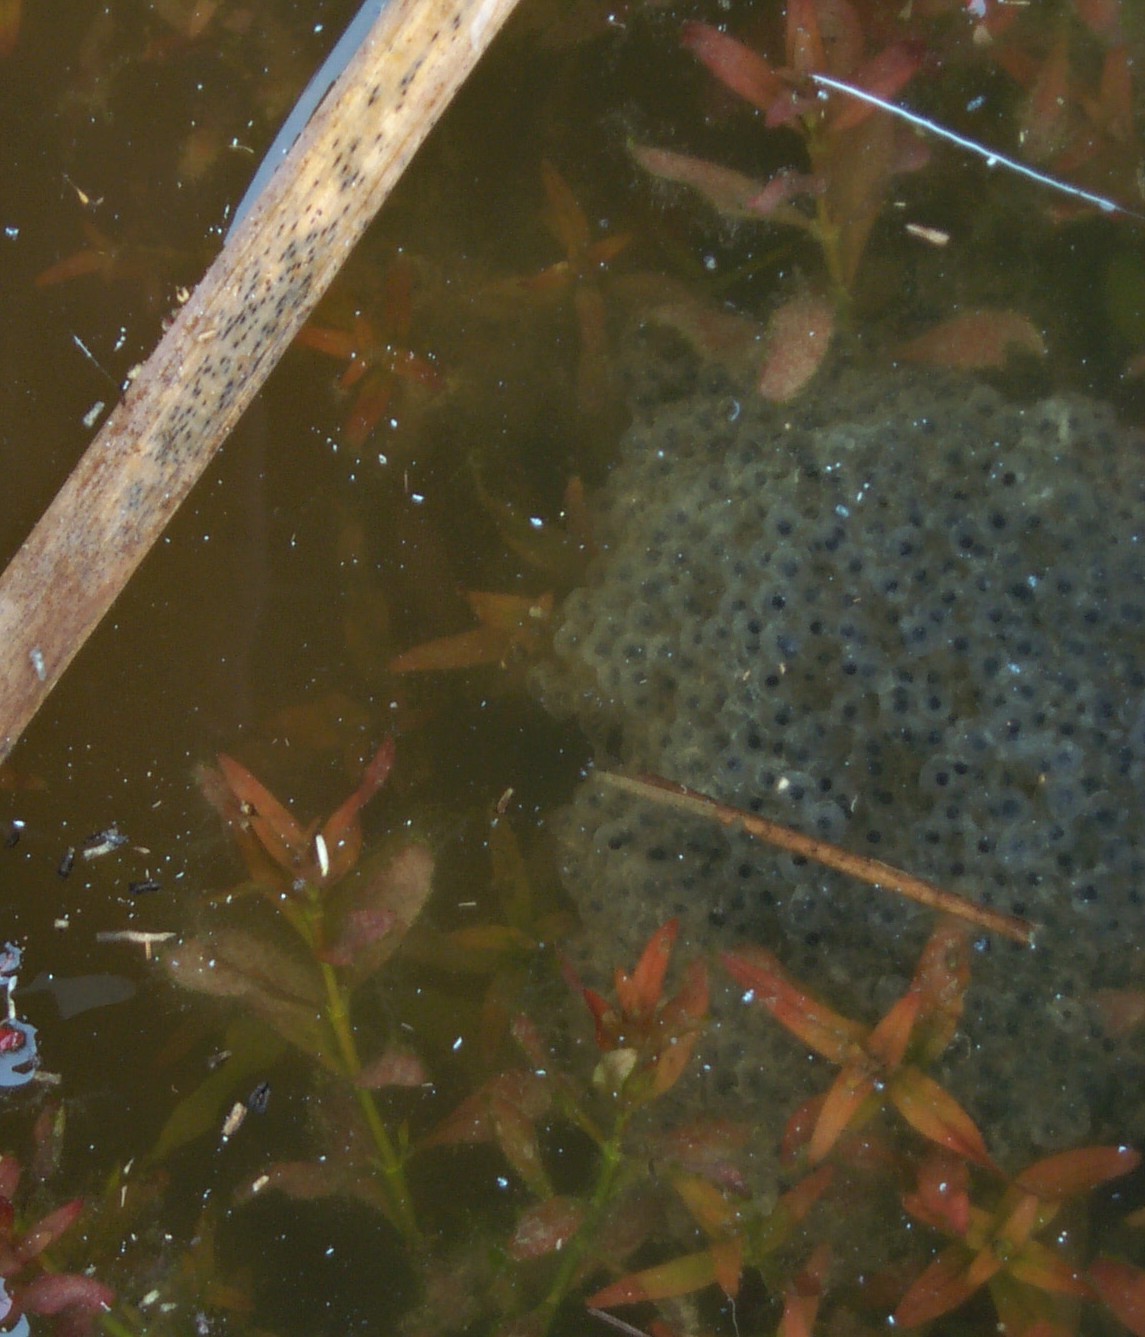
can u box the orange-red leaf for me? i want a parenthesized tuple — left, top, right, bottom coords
(508, 1196, 585, 1261)
(541, 160, 591, 258)
(18, 1272, 113, 1317)
(903, 1151, 970, 1236)
(216, 754, 308, 872)
(355, 1046, 426, 1089)
(1015, 1145, 1141, 1200)
(866, 990, 920, 1071)
(681, 21, 786, 114)
(909, 920, 971, 1061)
(894, 1248, 983, 1328)
(711, 1236, 744, 1299)
(1091, 988, 1145, 1037)
(890, 1068, 995, 1168)
(588, 1248, 719, 1306)
(831, 42, 924, 132)
(898, 309, 1046, 370)
(389, 625, 510, 673)
(757, 294, 835, 402)
(616, 918, 678, 1018)
(629, 142, 778, 222)
(0, 0, 20, 58)
(320, 737, 395, 882)
(722, 946, 865, 1062)
(809, 1063, 878, 1163)
(1007, 1238, 1091, 1297)
(779, 1244, 831, 1337)
(1089, 1258, 1145, 1337)
(295, 324, 359, 360)
(16, 1199, 83, 1263)
(786, 0, 825, 76)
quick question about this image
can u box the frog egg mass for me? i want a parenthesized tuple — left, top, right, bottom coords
(535, 361, 1145, 1166)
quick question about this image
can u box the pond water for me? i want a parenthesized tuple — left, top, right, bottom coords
(2, 0, 1145, 1334)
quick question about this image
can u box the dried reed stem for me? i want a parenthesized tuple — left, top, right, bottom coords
(0, 0, 521, 762)
(601, 770, 1035, 947)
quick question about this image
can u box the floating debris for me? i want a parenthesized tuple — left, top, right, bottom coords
(82, 826, 128, 860)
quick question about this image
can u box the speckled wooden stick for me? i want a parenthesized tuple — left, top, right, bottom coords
(0, 0, 520, 763)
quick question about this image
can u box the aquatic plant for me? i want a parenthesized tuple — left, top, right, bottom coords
(0, 1150, 114, 1336)
(164, 739, 433, 1243)
(296, 254, 445, 448)
(631, 0, 925, 303)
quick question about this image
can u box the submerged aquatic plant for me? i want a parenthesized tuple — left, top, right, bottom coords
(0, 1152, 114, 1336)
(632, 0, 925, 302)
(164, 739, 433, 1242)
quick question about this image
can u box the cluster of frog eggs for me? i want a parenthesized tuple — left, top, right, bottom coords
(535, 361, 1145, 1170)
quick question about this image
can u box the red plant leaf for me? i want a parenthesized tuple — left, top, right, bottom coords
(1015, 1145, 1141, 1200)
(345, 378, 395, 450)
(897, 309, 1047, 370)
(890, 1068, 995, 1169)
(670, 1171, 740, 1235)
(588, 1248, 719, 1306)
(650, 1118, 751, 1193)
(16, 1199, 83, 1263)
(1089, 1258, 1145, 1337)
(1007, 1238, 1092, 1297)
(722, 946, 865, 1063)
(541, 160, 591, 258)
(779, 1244, 831, 1337)
(903, 1150, 971, 1236)
(338, 843, 435, 979)
(747, 169, 825, 219)
(319, 906, 397, 967)
(1022, 34, 1072, 163)
(910, 921, 971, 1060)
(681, 21, 787, 114)
(216, 754, 309, 872)
(785, 0, 826, 76)
(0, 1157, 18, 1203)
(615, 918, 678, 1018)
(757, 294, 835, 402)
(894, 1248, 984, 1328)
(781, 1094, 823, 1165)
(778, 1165, 835, 1227)
(355, 1045, 427, 1089)
(808, 1063, 878, 1163)
(319, 737, 395, 883)
(650, 1027, 702, 1098)
(830, 41, 924, 132)
(866, 990, 920, 1071)
(711, 1237, 744, 1298)
(423, 1071, 550, 1148)
(629, 143, 780, 222)
(1091, 987, 1145, 1037)
(508, 1196, 585, 1262)
(17, 1272, 113, 1316)
(295, 324, 358, 360)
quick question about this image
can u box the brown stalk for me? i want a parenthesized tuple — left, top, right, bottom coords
(600, 771, 1035, 947)
(0, 0, 521, 763)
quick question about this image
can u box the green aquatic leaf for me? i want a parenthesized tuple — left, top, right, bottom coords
(148, 1017, 285, 1164)
(164, 929, 329, 1059)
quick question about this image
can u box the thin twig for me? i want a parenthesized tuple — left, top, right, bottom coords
(600, 771, 1035, 947)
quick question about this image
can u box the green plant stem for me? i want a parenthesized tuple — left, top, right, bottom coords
(316, 954, 421, 1244)
(535, 1107, 632, 1333)
(299, 891, 420, 1244)
(99, 1309, 141, 1337)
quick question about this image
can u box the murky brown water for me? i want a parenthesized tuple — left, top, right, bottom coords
(1, 0, 1145, 1332)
